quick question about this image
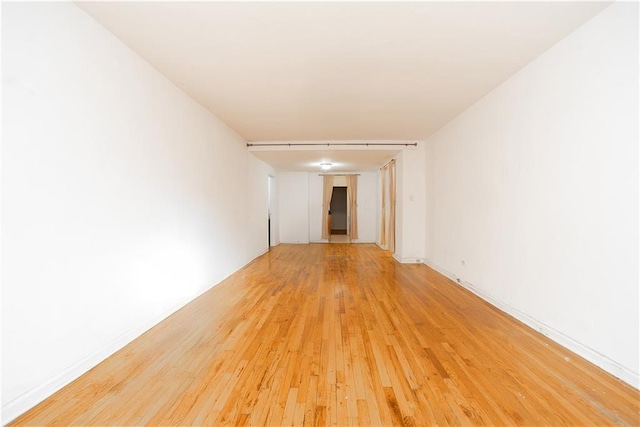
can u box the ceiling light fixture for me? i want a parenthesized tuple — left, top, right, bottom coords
(320, 162, 333, 171)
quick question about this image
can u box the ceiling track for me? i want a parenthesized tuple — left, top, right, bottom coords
(247, 142, 417, 147)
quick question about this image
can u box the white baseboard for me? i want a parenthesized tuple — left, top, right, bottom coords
(393, 254, 422, 264)
(2, 307, 178, 424)
(251, 247, 271, 260)
(422, 259, 640, 389)
(2, 254, 264, 424)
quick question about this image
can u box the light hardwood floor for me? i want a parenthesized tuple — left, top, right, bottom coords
(11, 244, 639, 426)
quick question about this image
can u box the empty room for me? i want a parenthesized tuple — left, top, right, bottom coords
(2, 1, 638, 425)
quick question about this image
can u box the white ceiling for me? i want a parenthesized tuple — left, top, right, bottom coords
(248, 145, 404, 172)
(77, 1, 610, 171)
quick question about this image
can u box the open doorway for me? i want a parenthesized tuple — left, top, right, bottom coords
(321, 174, 357, 243)
(329, 186, 349, 243)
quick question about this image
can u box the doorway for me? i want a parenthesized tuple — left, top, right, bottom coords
(329, 186, 349, 243)
(268, 175, 274, 249)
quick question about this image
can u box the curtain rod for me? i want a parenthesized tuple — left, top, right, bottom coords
(318, 173, 361, 176)
(247, 142, 417, 147)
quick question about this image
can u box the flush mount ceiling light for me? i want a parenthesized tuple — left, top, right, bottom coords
(320, 162, 333, 171)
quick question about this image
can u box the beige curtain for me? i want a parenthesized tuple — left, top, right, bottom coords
(388, 160, 396, 253)
(347, 175, 358, 240)
(380, 165, 388, 247)
(321, 175, 334, 240)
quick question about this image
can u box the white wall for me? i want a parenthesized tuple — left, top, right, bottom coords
(269, 175, 280, 247)
(2, 2, 273, 421)
(424, 2, 638, 386)
(247, 154, 278, 258)
(308, 173, 324, 242)
(279, 172, 310, 243)
(395, 146, 427, 263)
(356, 172, 377, 243)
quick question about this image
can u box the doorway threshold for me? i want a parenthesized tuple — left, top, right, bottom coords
(329, 235, 351, 244)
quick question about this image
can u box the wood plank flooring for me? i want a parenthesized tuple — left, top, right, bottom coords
(11, 244, 639, 426)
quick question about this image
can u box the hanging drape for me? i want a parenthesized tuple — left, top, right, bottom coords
(321, 175, 334, 240)
(388, 160, 396, 253)
(347, 175, 358, 240)
(380, 160, 396, 252)
(380, 165, 388, 247)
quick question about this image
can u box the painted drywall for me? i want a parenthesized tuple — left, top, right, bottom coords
(424, 2, 638, 386)
(279, 172, 310, 243)
(375, 170, 382, 246)
(2, 2, 273, 421)
(308, 173, 324, 242)
(394, 146, 427, 262)
(333, 175, 348, 186)
(268, 175, 280, 247)
(247, 154, 278, 257)
(307, 172, 378, 243)
(356, 172, 378, 243)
